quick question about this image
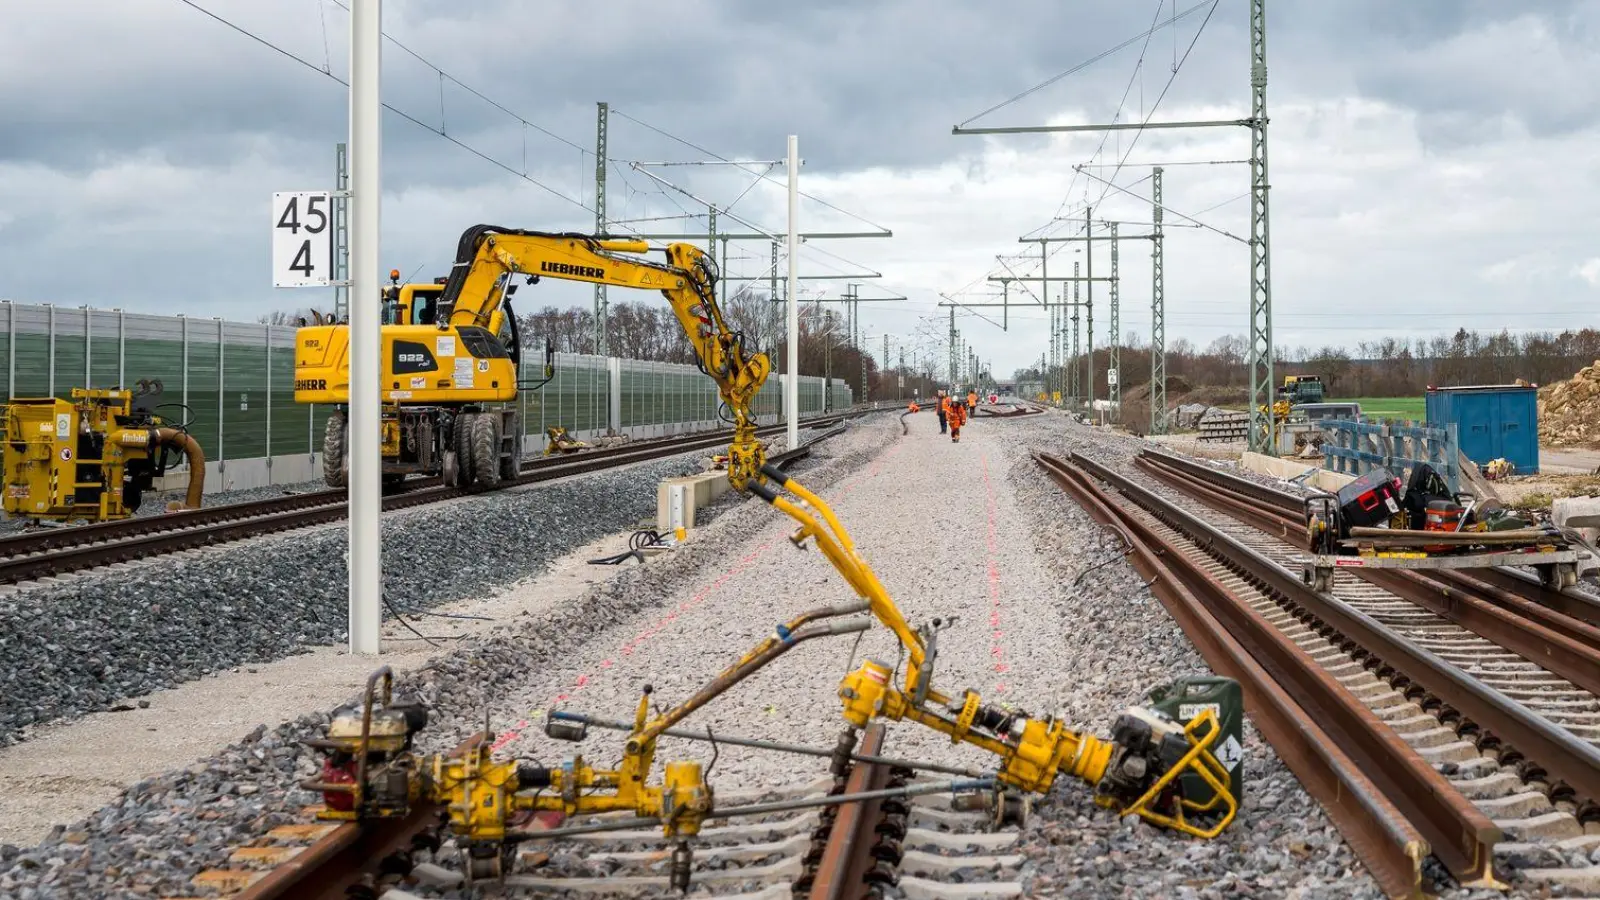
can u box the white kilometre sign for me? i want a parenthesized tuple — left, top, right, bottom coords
(1106, 367, 1119, 386)
(271, 191, 334, 287)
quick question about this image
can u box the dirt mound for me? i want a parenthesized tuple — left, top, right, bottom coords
(1122, 374, 1193, 403)
(1540, 360, 1600, 446)
(1178, 384, 1248, 408)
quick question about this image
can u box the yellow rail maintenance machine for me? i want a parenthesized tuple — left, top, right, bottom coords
(2, 380, 205, 524)
(305, 461, 1243, 889)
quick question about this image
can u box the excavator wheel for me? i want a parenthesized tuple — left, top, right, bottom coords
(323, 411, 348, 488)
(498, 412, 521, 481)
(472, 414, 501, 488)
(452, 412, 477, 488)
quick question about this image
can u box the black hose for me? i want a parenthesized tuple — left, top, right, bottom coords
(629, 529, 665, 550)
(380, 594, 445, 647)
(1072, 524, 1134, 587)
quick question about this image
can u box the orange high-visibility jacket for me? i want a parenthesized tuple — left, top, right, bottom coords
(967, 391, 978, 408)
(945, 398, 967, 427)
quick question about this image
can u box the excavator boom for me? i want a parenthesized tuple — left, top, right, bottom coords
(437, 226, 773, 489)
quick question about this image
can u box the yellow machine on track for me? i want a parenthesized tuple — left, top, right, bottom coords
(305, 462, 1242, 888)
(294, 226, 771, 490)
(1, 381, 205, 523)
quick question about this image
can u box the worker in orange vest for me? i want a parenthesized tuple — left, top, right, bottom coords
(966, 389, 978, 419)
(944, 393, 967, 443)
(935, 390, 948, 434)
(907, 400, 920, 413)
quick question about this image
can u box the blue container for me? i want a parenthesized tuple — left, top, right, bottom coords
(1424, 385, 1540, 474)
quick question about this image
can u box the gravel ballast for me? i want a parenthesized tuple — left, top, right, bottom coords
(0, 418, 892, 898)
(0, 427, 824, 748)
(997, 415, 1384, 898)
(0, 411, 1409, 898)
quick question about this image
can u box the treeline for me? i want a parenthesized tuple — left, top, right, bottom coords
(516, 288, 942, 401)
(1016, 327, 1600, 398)
(260, 287, 942, 401)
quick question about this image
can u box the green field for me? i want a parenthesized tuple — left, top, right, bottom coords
(1340, 396, 1426, 421)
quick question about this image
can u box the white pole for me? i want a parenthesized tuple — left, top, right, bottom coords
(785, 135, 799, 446)
(347, 0, 382, 656)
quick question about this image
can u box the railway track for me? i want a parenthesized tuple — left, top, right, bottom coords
(177, 724, 1025, 900)
(1133, 448, 1600, 744)
(1037, 447, 1600, 898)
(0, 414, 857, 588)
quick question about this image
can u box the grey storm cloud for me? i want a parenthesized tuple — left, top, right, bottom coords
(1, 0, 1597, 333)
(4, 1, 1582, 180)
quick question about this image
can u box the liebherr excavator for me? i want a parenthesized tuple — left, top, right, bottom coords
(294, 226, 772, 490)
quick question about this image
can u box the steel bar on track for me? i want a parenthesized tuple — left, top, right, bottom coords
(1077, 450, 1600, 814)
(0, 414, 862, 585)
(1135, 452, 1600, 694)
(1138, 448, 1600, 626)
(1472, 566, 1600, 630)
(1033, 452, 1436, 899)
(808, 723, 890, 900)
(232, 733, 487, 900)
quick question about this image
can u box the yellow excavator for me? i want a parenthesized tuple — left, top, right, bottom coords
(293, 226, 772, 491)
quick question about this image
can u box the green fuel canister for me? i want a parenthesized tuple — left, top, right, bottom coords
(1147, 675, 1245, 809)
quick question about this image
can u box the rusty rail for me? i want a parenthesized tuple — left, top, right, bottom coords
(808, 724, 893, 899)
(0, 414, 861, 585)
(203, 733, 488, 900)
(1074, 448, 1600, 847)
(1137, 447, 1600, 628)
(974, 405, 1044, 418)
(1134, 450, 1600, 695)
(1035, 452, 1455, 898)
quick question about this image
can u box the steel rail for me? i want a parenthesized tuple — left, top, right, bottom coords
(1137, 447, 1600, 627)
(0, 414, 862, 585)
(0, 414, 858, 558)
(807, 723, 893, 899)
(1074, 450, 1600, 814)
(229, 733, 488, 900)
(1037, 452, 1460, 898)
(1134, 452, 1600, 694)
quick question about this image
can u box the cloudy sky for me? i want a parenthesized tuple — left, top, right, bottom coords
(2, 0, 1598, 378)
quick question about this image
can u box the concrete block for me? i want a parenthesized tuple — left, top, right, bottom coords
(1240, 451, 1354, 492)
(656, 470, 732, 533)
(1552, 496, 1600, 530)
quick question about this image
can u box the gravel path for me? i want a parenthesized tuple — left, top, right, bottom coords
(0, 426, 827, 749)
(0, 418, 889, 898)
(445, 410, 1375, 897)
(0, 411, 1410, 898)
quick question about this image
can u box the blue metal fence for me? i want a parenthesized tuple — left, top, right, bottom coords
(1320, 418, 1461, 493)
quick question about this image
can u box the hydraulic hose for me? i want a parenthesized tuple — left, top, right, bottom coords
(154, 427, 206, 509)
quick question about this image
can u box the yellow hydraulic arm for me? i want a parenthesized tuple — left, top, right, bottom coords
(435, 226, 772, 489)
(307, 467, 1239, 887)
(747, 463, 1238, 838)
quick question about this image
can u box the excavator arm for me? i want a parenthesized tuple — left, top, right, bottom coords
(436, 226, 773, 489)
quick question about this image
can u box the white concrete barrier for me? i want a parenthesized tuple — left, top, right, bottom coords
(1239, 451, 1355, 492)
(657, 471, 733, 533)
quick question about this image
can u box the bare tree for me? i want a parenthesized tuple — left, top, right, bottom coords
(258, 308, 314, 326)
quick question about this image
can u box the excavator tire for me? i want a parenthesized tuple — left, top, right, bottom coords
(323, 410, 348, 488)
(453, 412, 477, 487)
(472, 413, 501, 488)
(498, 412, 521, 481)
